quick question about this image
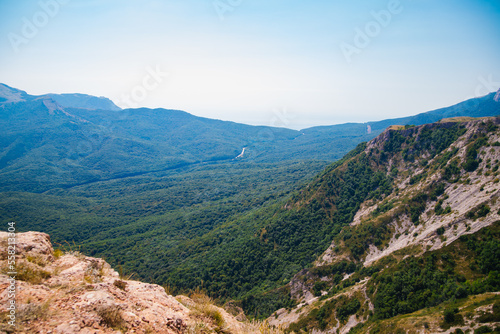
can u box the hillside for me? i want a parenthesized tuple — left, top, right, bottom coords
(90, 117, 498, 329)
(263, 118, 500, 333)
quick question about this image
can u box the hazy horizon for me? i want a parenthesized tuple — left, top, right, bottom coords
(2, 81, 498, 131)
(1, 0, 499, 129)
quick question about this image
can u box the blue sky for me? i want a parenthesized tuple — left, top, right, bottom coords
(0, 0, 499, 129)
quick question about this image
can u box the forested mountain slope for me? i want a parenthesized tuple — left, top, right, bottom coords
(264, 117, 500, 333)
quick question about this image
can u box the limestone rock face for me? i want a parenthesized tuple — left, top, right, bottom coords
(0, 232, 250, 334)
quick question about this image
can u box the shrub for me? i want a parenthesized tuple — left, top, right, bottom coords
(477, 302, 500, 323)
(474, 326, 492, 334)
(466, 204, 491, 220)
(53, 249, 64, 259)
(337, 298, 361, 322)
(442, 307, 464, 329)
(313, 281, 328, 297)
(113, 280, 127, 290)
(96, 305, 127, 331)
(443, 308, 458, 323)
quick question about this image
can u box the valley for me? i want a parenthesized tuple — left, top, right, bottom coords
(1, 84, 500, 333)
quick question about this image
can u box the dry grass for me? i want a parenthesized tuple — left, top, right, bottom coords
(388, 125, 405, 130)
(1, 300, 53, 332)
(440, 117, 477, 123)
(18, 301, 50, 322)
(53, 248, 64, 259)
(83, 260, 104, 284)
(179, 290, 285, 334)
(26, 254, 48, 267)
(113, 279, 127, 290)
(190, 292, 226, 329)
(241, 320, 284, 334)
(13, 261, 51, 284)
(96, 304, 127, 331)
(188, 321, 214, 334)
(54, 240, 82, 254)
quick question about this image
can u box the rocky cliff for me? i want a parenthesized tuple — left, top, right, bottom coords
(0, 232, 264, 334)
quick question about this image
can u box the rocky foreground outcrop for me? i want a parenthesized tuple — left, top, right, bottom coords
(0, 232, 258, 333)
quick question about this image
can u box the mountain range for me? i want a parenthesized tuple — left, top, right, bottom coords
(1, 83, 499, 192)
(1, 83, 500, 333)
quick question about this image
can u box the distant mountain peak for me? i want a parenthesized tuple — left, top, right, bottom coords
(495, 88, 500, 102)
(0, 83, 122, 111)
(44, 93, 121, 111)
(0, 83, 29, 104)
